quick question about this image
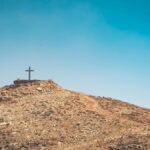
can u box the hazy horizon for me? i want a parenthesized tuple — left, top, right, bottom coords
(0, 0, 150, 108)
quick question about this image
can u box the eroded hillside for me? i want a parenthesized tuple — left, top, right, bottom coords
(0, 80, 149, 150)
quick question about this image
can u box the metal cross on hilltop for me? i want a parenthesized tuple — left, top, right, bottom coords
(25, 66, 34, 81)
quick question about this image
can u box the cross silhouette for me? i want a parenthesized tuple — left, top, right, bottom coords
(25, 66, 34, 81)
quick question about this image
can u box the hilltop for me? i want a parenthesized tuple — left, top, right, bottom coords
(0, 80, 150, 150)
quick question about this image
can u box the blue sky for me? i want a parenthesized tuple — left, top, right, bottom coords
(0, 0, 150, 108)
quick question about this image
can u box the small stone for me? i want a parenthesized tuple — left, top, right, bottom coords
(0, 122, 10, 126)
(58, 142, 62, 146)
(36, 87, 43, 92)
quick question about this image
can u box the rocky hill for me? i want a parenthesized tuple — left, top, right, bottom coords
(0, 80, 149, 150)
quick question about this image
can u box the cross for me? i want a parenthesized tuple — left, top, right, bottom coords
(25, 66, 34, 81)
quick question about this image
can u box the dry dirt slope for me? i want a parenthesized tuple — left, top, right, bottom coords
(0, 80, 149, 150)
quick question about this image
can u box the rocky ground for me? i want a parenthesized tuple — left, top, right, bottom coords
(0, 80, 149, 150)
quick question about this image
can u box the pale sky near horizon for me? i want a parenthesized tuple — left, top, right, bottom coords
(0, 0, 150, 108)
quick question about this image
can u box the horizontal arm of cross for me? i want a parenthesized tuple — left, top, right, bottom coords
(25, 70, 34, 72)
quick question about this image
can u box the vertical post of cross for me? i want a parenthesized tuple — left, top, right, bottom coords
(25, 66, 34, 81)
